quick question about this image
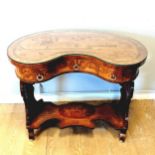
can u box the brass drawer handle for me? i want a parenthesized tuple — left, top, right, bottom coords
(111, 74, 117, 80)
(73, 64, 79, 71)
(36, 74, 44, 81)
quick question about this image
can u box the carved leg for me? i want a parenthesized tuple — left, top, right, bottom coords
(20, 81, 37, 140)
(119, 81, 134, 142)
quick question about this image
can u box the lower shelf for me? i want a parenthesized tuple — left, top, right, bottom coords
(30, 102, 125, 130)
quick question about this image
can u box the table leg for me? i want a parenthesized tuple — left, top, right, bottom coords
(119, 81, 134, 141)
(20, 81, 36, 140)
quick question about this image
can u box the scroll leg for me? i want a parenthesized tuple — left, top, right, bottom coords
(20, 81, 37, 140)
(119, 81, 134, 141)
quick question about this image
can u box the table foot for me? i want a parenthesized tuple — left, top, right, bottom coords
(119, 133, 126, 142)
(28, 128, 35, 140)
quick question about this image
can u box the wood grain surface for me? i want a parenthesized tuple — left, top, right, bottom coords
(0, 100, 155, 155)
(11, 55, 139, 83)
(8, 30, 147, 65)
(29, 102, 125, 129)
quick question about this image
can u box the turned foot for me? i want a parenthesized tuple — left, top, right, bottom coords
(28, 128, 35, 140)
(119, 133, 126, 142)
(119, 116, 128, 142)
(119, 128, 127, 142)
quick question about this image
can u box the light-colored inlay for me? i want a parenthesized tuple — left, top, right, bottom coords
(8, 31, 147, 65)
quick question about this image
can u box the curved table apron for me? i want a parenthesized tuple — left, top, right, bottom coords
(8, 31, 147, 141)
(11, 54, 142, 84)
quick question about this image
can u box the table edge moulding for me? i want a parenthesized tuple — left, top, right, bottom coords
(7, 30, 147, 142)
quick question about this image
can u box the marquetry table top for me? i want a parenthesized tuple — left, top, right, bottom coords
(7, 30, 147, 66)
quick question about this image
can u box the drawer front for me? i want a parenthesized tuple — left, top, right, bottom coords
(12, 55, 138, 83)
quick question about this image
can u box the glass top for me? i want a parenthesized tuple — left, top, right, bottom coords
(7, 30, 147, 66)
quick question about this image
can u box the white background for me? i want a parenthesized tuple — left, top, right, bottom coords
(0, 0, 155, 102)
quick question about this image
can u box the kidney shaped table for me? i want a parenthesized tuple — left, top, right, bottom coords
(7, 30, 147, 141)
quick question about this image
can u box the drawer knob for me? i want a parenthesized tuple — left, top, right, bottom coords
(111, 74, 117, 80)
(36, 74, 44, 81)
(73, 64, 79, 71)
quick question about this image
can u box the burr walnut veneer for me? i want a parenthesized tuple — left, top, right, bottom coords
(7, 30, 147, 141)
